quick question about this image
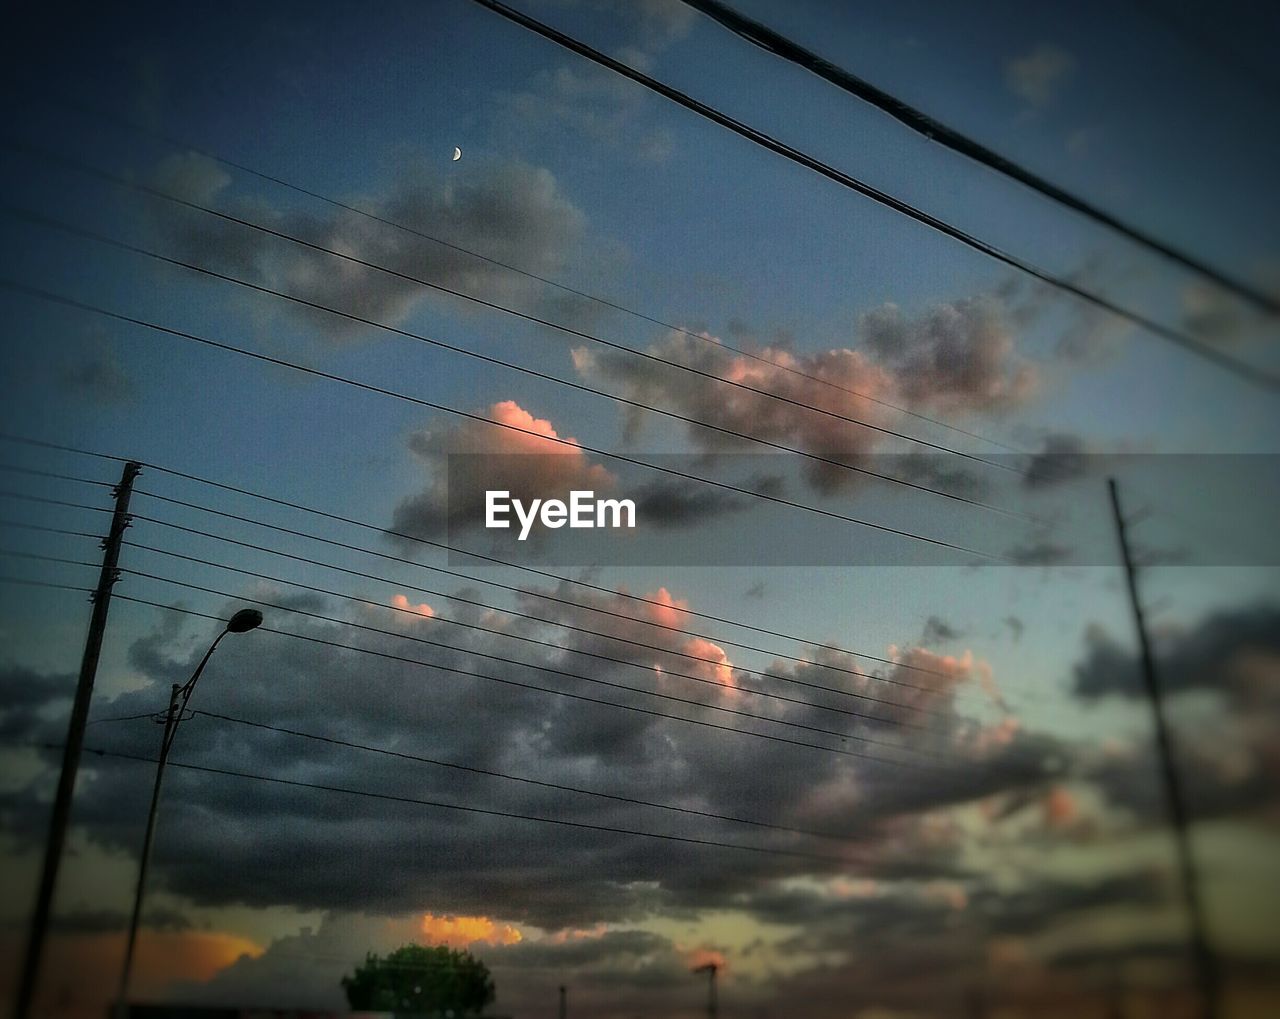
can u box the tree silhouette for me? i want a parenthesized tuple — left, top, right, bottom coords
(341, 943, 495, 1015)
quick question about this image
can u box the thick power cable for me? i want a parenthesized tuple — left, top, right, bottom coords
(680, 0, 1280, 315)
(466, 0, 1280, 392)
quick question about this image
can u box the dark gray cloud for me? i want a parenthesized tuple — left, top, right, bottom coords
(921, 615, 961, 645)
(629, 473, 783, 529)
(1006, 538, 1074, 566)
(1073, 603, 1280, 702)
(48, 905, 194, 934)
(1073, 603, 1280, 823)
(0, 665, 73, 739)
(1022, 432, 1092, 489)
(1, 578, 1070, 933)
(56, 341, 135, 406)
(859, 297, 1038, 414)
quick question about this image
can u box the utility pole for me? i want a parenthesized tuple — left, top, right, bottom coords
(14, 460, 141, 1019)
(1108, 478, 1217, 1019)
(558, 983, 567, 1019)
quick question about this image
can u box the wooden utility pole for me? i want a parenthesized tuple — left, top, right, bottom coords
(558, 983, 567, 1019)
(13, 460, 141, 1019)
(1108, 478, 1217, 1019)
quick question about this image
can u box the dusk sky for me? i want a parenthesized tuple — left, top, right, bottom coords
(1, 1, 1278, 1017)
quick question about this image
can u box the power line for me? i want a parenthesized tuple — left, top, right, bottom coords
(466, 0, 1280, 393)
(0, 463, 116, 488)
(108, 592, 942, 771)
(103, 562, 944, 766)
(24, 740, 862, 865)
(0, 489, 112, 514)
(2, 469, 962, 711)
(119, 532, 951, 731)
(1, 534, 1040, 774)
(127, 492, 991, 712)
(680, 0, 1280, 316)
(0, 576, 93, 594)
(0, 517, 102, 540)
(0, 147, 1027, 485)
(4, 198, 1027, 517)
(0, 433, 1010, 686)
(2, 78, 1030, 457)
(0, 277, 1003, 560)
(0, 472, 1043, 714)
(188, 708, 870, 843)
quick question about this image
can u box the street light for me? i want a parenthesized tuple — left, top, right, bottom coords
(693, 962, 719, 1019)
(115, 608, 263, 1012)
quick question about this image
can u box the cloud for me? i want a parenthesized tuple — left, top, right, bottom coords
(1073, 604, 1280, 703)
(858, 298, 1038, 414)
(1073, 604, 1280, 823)
(1, 579, 1068, 942)
(153, 152, 589, 338)
(921, 616, 961, 645)
(574, 297, 1035, 496)
(389, 399, 615, 539)
(391, 594, 435, 619)
(495, 0, 691, 163)
(1006, 539, 1073, 566)
(0, 666, 72, 740)
(499, 58, 674, 162)
(420, 912, 523, 948)
(1005, 44, 1076, 107)
(628, 473, 784, 528)
(56, 342, 136, 405)
(1021, 432, 1092, 488)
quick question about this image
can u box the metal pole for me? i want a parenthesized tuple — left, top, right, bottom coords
(116, 627, 230, 1009)
(14, 459, 140, 1019)
(115, 683, 180, 1011)
(1108, 478, 1217, 1019)
(558, 984, 566, 1019)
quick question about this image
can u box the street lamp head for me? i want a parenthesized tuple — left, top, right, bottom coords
(226, 608, 264, 634)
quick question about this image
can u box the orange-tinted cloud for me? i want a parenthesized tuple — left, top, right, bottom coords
(1042, 786, 1078, 828)
(680, 637, 735, 688)
(391, 593, 435, 618)
(924, 880, 969, 911)
(420, 913, 523, 949)
(0, 929, 262, 1019)
(682, 946, 727, 973)
(549, 923, 609, 944)
(392, 399, 615, 539)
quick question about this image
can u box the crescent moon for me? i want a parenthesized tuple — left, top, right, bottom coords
(452, 147, 462, 161)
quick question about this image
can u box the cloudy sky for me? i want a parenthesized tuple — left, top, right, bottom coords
(1, 0, 1278, 1016)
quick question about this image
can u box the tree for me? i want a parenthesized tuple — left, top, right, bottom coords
(342, 943, 495, 1015)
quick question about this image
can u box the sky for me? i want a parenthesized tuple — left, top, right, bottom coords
(0, 0, 1278, 1016)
